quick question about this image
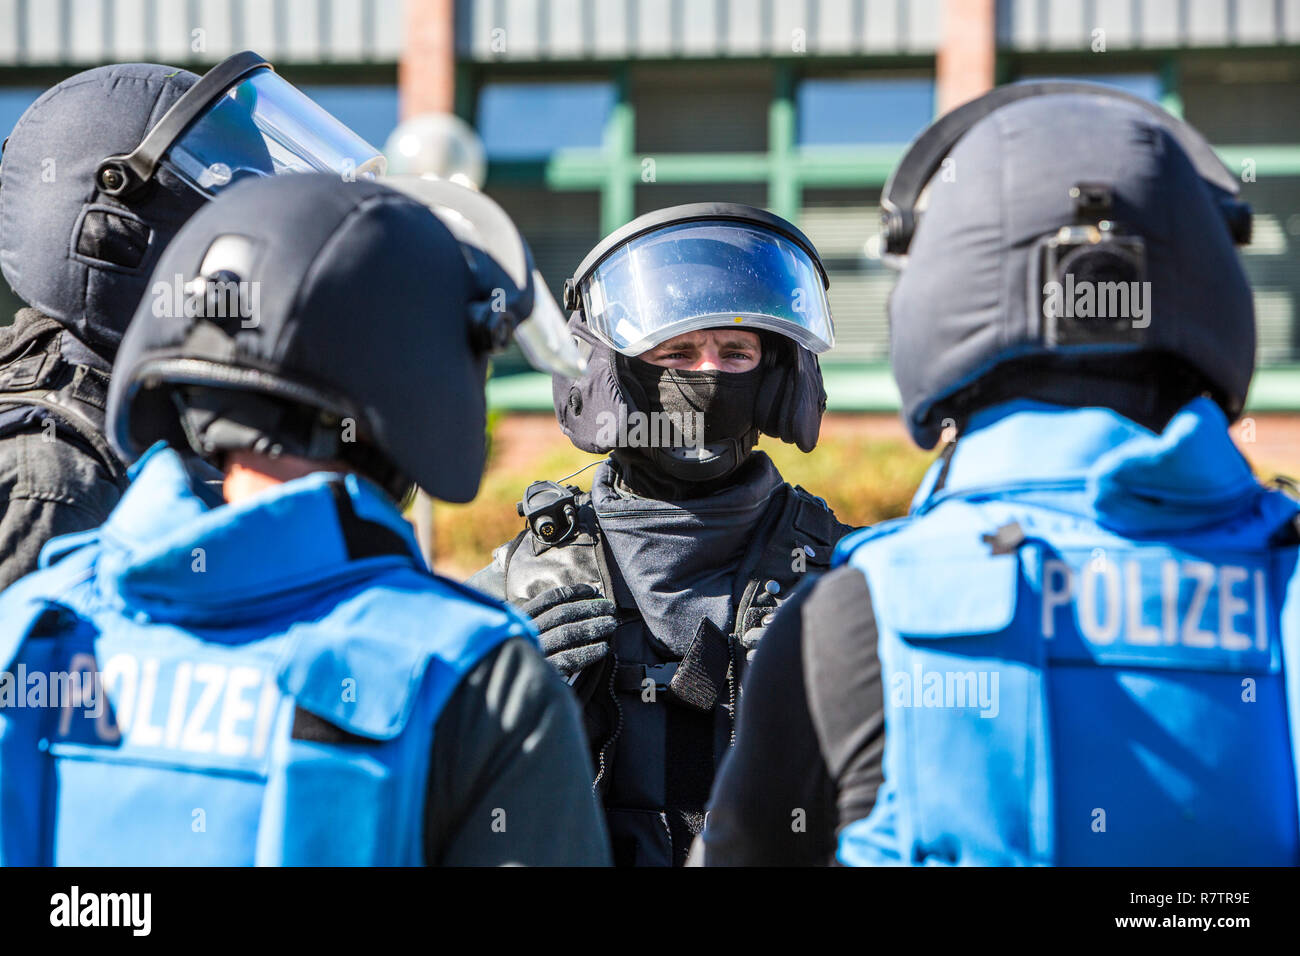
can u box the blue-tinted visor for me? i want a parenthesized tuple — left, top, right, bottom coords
(162, 69, 385, 195)
(578, 220, 835, 356)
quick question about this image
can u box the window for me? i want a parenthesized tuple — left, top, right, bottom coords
(1, 89, 46, 324)
(298, 85, 399, 152)
(797, 76, 935, 147)
(1016, 73, 1162, 103)
(799, 188, 892, 363)
(635, 65, 769, 154)
(635, 183, 767, 217)
(0, 88, 42, 142)
(485, 186, 602, 373)
(477, 81, 613, 158)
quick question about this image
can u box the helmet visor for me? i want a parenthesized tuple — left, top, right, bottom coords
(162, 68, 386, 195)
(578, 220, 834, 356)
(515, 270, 587, 378)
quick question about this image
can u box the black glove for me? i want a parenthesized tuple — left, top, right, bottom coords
(521, 584, 618, 679)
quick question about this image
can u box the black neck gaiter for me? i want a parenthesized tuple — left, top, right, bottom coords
(618, 359, 763, 495)
(591, 452, 785, 656)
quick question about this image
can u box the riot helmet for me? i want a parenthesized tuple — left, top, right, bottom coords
(385, 174, 584, 378)
(882, 81, 1255, 449)
(0, 52, 383, 359)
(555, 203, 834, 487)
(108, 174, 577, 505)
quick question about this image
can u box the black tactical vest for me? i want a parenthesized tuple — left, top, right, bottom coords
(495, 480, 852, 866)
(0, 311, 126, 484)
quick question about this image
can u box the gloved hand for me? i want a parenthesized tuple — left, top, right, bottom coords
(521, 584, 618, 679)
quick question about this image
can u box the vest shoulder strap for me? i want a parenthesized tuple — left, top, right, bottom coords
(0, 332, 125, 484)
(279, 571, 525, 741)
(789, 484, 855, 551)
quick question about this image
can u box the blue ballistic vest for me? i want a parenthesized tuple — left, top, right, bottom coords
(835, 399, 1300, 866)
(0, 444, 528, 866)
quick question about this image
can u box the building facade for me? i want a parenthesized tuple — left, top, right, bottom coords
(1, 0, 1297, 406)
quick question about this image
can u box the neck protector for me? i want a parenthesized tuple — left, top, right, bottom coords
(590, 453, 784, 655)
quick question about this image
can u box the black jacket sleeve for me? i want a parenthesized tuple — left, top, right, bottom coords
(424, 635, 611, 866)
(696, 564, 885, 866)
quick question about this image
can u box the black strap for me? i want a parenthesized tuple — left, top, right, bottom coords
(1269, 513, 1300, 547)
(290, 706, 374, 745)
(665, 619, 731, 714)
(931, 439, 958, 495)
(327, 480, 413, 561)
(0, 385, 126, 484)
(614, 661, 677, 694)
(662, 699, 714, 864)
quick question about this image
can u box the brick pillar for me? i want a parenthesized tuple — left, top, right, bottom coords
(400, 0, 456, 119)
(936, 0, 997, 114)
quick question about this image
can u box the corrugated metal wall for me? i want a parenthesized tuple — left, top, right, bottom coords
(2, 1, 1297, 68)
(456, 0, 943, 61)
(997, 0, 1300, 51)
(0, 0, 405, 66)
(456, 0, 1300, 61)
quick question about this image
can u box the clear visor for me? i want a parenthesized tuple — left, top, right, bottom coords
(163, 69, 386, 195)
(579, 220, 834, 356)
(514, 271, 587, 378)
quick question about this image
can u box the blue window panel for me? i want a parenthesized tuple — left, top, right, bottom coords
(298, 85, 399, 152)
(476, 82, 613, 158)
(1017, 74, 1163, 103)
(798, 77, 935, 147)
(0, 89, 44, 142)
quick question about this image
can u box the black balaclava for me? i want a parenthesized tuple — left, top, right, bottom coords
(616, 352, 766, 499)
(0, 64, 205, 360)
(553, 314, 826, 500)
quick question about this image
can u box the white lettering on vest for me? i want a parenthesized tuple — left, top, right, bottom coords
(1039, 556, 1269, 653)
(81, 655, 279, 757)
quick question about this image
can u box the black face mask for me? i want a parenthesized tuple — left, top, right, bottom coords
(620, 359, 764, 488)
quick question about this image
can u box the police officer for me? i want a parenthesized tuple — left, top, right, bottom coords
(0, 51, 381, 589)
(469, 203, 853, 866)
(698, 83, 1300, 866)
(0, 172, 609, 866)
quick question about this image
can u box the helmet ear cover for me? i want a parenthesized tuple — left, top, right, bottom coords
(753, 332, 826, 452)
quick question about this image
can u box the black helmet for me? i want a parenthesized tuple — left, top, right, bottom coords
(882, 82, 1255, 448)
(108, 173, 570, 504)
(554, 203, 834, 484)
(1, 63, 202, 356)
(0, 51, 384, 359)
